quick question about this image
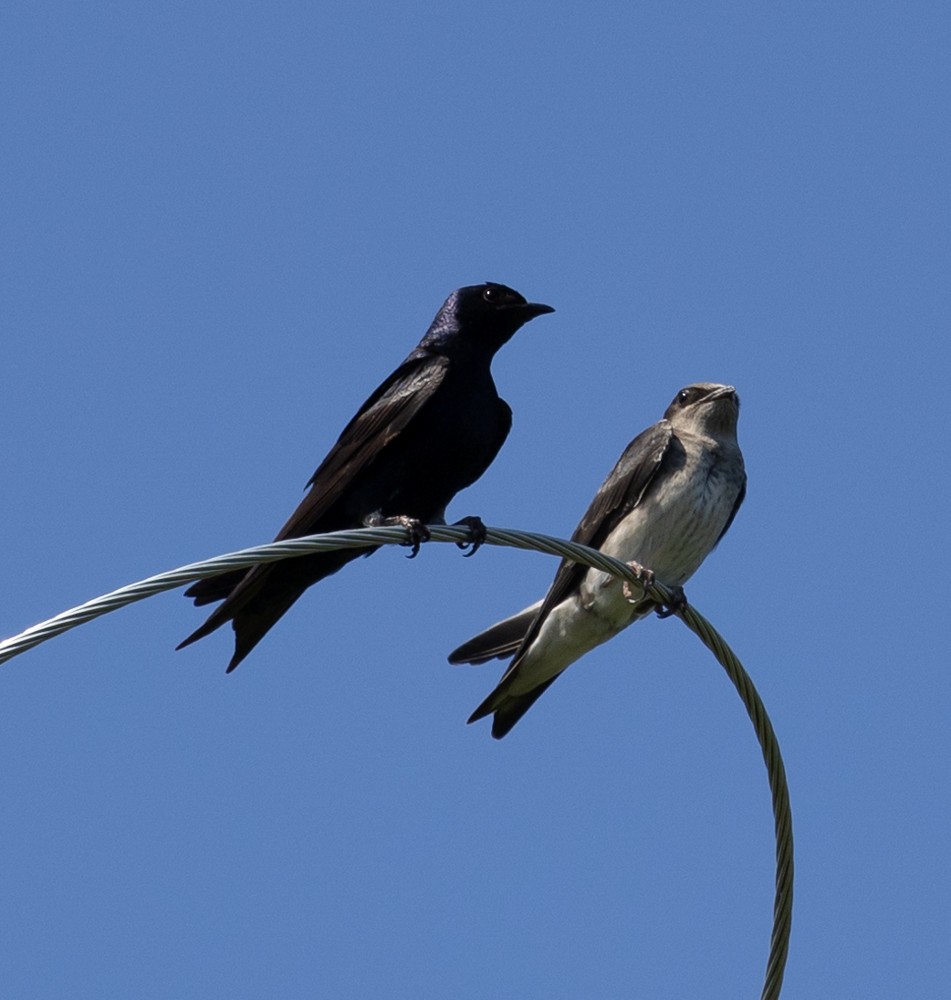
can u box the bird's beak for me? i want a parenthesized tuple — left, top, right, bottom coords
(708, 384, 738, 401)
(518, 302, 555, 320)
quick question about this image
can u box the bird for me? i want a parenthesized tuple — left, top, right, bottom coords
(178, 282, 554, 672)
(450, 382, 746, 738)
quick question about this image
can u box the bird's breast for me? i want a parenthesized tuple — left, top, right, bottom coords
(352, 368, 506, 521)
(583, 443, 743, 608)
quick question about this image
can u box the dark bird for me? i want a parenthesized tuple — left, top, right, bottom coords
(450, 382, 746, 738)
(178, 282, 554, 671)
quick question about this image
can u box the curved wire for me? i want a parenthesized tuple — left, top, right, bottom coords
(0, 523, 791, 997)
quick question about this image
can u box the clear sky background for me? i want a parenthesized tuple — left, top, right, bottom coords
(1, 3, 948, 998)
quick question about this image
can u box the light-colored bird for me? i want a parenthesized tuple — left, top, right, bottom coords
(450, 383, 746, 738)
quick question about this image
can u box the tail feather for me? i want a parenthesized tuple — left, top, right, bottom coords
(448, 602, 541, 665)
(176, 582, 304, 670)
(176, 563, 272, 651)
(183, 569, 249, 606)
(489, 679, 560, 738)
(467, 675, 560, 739)
(178, 547, 372, 668)
(176, 611, 228, 651)
(225, 591, 303, 672)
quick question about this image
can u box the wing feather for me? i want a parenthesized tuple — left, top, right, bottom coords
(510, 420, 673, 664)
(470, 420, 674, 726)
(274, 353, 450, 539)
(182, 353, 450, 612)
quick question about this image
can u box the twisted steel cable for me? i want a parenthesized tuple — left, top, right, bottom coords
(0, 523, 792, 998)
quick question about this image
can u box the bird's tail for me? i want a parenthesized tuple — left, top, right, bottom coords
(447, 602, 541, 665)
(176, 579, 303, 673)
(177, 547, 375, 670)
(182, 569, 249, 606)
(467, 677, 560, 739)
(224, 590, 303, 672)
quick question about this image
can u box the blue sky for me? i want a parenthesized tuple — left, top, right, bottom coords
(1, 2, 948, 997)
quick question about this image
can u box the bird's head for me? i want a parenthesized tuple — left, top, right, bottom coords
(664, 383, 741, 437)
(421, 282, 554, 356)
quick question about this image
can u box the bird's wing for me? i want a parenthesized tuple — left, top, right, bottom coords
(181, 353, 449, 610)
(515, 419, 673, 655)
(273, 352, 451, 539)
(715, 478, 746, 547)
(466, 420, 673, 729)
(447, 602, 542, 665)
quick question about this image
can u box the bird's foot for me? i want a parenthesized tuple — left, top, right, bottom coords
(654, 585, 687, 619)
(365, 514, 431, 558)
(452, 515, 487, 557)
(622, 560, 655, 603)
(396, 516, 431, 558)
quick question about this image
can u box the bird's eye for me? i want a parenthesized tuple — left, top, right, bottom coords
(677, 388, 691, 406)
(482, 286, 499, 303)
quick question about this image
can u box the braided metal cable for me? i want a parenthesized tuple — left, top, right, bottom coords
(0, 523, 792, 997)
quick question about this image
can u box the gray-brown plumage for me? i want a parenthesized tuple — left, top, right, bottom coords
(450, 383, 746, 738)
(178, 283, 553, 671)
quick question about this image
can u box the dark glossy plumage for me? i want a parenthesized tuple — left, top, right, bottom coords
(179, 283, 553, 671)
